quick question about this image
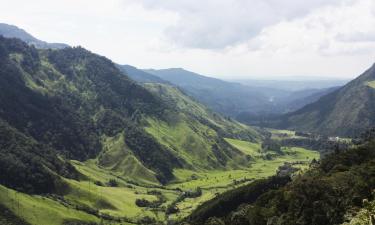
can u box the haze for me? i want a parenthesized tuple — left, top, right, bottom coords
(1, 0, 375, 79)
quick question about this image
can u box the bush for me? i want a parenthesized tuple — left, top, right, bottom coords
(107, 179, 118, 187)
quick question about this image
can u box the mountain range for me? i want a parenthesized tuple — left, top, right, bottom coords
(120, 66, 342, 119)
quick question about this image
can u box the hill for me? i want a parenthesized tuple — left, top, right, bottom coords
(276, 63, 375, 137)
(0, 23, 69, 49)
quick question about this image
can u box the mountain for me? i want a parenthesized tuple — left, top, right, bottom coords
(144, 68, 283, 116)
(281, 86, 340, 112)
(0, 23, 69, 49)
(118, 64, 167, 83)
(144, 68, 343, 121)
(276, 64, 375, 137)
(236, 87, 340, 125)
(186, 134, 375, 225)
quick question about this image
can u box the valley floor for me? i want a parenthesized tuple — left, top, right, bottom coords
(0, 130, 319, 225)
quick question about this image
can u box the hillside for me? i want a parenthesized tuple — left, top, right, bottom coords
(277, 63, 375, 137)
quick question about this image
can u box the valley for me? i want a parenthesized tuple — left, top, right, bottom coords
(0, 21, 374, 225)
(0, 132, 319, 225)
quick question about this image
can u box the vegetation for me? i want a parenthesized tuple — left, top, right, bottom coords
(186, 137, 375, 225)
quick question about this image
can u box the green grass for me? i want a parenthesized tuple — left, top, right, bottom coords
(0, 185, 98, 225)
(98, 133, 159, 184)
(224, 138, 262, 157)
(69, 160, 180, 222)
(145, 117, 221, 169)
(64, 179, 158, 219)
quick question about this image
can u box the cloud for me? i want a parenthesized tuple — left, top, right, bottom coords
(125, 0, 347, 49)
(235, 0, 375, 56)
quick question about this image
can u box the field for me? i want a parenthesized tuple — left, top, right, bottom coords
(0, 133, 319, 225)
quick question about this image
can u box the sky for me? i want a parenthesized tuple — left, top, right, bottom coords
(1, 0, 375, 79)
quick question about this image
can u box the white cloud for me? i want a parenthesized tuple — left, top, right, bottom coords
(125, 0, 347, 49)
(241, 0, 375, 56)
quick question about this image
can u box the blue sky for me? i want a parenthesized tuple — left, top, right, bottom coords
(1, 0, 375, 79)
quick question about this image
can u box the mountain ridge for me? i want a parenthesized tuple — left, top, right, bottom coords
(0, 23, 69, 49)
(276, 63, 375, 137)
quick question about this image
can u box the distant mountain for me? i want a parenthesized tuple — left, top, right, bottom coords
(118, 64, 167, 83)
(144, 68, 286, 116)
(0, 23, 68, 49)
(144, 68, 342, 118)
(282, 86, 340, 112)
(236, 86, 339, 125)
(277, 63, 375, 137)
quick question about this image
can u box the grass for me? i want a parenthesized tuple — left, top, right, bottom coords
(64, 179, 158, 219)
(145, 117, 221, 169)
(224, 138, 262, 157)
(69, 160, 180, 222)
(0, 185, 98, 225)
(98, 133, 159, 184)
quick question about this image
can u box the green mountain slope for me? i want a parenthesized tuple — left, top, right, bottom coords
(0, 35, 181, 183)
(276, 64, 375, 137)
(143, 83, 259, 170)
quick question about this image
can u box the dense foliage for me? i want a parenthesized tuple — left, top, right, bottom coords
(0, 119, 78, 194)
(0, 203, 30, 225)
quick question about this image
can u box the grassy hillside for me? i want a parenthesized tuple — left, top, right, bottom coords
(143, 83, 260, 170)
